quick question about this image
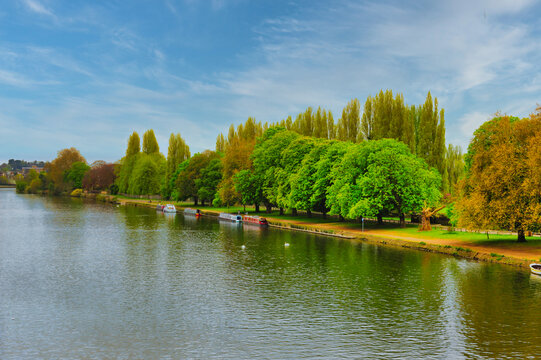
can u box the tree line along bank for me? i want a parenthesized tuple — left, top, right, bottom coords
(14, 91, 541, 241)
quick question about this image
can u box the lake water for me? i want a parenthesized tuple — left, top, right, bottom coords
(1, 188, 541, 359)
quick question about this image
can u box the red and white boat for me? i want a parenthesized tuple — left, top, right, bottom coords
(243, 215, 268, 226)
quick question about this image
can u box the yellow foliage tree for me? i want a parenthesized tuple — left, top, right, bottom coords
(456, 112, 541, 242)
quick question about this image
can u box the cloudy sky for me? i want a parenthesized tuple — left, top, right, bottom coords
(1, 0, 540, 164)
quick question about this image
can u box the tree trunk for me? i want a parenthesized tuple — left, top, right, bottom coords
(323, 211, 327, 219)
(307, 209, 312, 218)
(243, 204, 246, 212)
(194, 197, 198, 206)
(292, 208, 297, 216)
(339, 214, 344, 222)
(419, 204, 445, 231)
(279, 207, 284, 215)
(399, 213, 406, 228)
(517, 229, 527, 242)
(255, 203, 260, 213)
(377, 214, 383, 225)
(420, 210, 431, 231)
(201, 199, 205, 207)
(266, 204, 272, 213)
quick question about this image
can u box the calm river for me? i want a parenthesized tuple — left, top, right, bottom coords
(1, 188, 541, 359)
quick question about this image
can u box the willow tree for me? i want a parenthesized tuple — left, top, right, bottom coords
(456, 113, 541, 242)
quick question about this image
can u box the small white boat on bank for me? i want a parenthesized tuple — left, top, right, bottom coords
(219, 213, 243, 222)
(163, 204, 177, 213)
(530, 264, 541, 275)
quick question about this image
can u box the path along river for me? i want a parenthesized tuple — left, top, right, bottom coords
(1, 188, 541, 359)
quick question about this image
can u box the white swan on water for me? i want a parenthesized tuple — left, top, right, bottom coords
(284, 243, 290, 247)
(241, 245, 246, 250)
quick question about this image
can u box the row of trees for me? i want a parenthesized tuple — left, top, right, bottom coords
(16, 148, 117, 195)
(15, 95, 541, 241)
(216, 91, 460, 194)
(231, 128, 441, 227)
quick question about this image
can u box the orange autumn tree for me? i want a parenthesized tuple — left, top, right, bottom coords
(45, 147, 86, 194)
(456, 111, 541, 242)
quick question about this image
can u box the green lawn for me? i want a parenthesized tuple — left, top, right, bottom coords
(383, 225, 539, 244)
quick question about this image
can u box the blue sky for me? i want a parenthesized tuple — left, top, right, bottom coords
(1, 0, 540, 164)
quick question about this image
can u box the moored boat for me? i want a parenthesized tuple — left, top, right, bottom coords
(163, 204, 177, 213)
(243, 215, 268, 226)
(530, 263, 541, 275)
(184, 208, 201, 217)
(218, 213, 243, 222)
(156, 204, 165, 211)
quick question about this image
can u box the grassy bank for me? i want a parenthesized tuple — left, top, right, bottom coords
(116, 197, 541, 269)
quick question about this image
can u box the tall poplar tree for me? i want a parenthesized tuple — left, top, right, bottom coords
(416, 91, 445, 172)
(142, 129, 160, 154)
(337, 98, 360, 142)
(126, 132, 140, 157)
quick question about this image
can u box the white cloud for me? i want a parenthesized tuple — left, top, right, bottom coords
(458, 111, 491, 142)
(0, 69, 32, 87)
(22, 0, 55, 17)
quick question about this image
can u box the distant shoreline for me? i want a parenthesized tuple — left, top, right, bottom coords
(0, 184, 16, 188)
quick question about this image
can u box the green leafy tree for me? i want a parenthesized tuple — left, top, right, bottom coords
(251, 128, 300, 213)
(196, 158, 223, 206)
(275, 136, 317, 213)
(175, 151, 220, 205)
(311, 141, 352, 216)
(289, 139, 330, 216)
(129, 155, 161, 195)
(327, 139, 441, 227)
(234, 169, 263, 212)
(64, 161, 90, 189)
(351, 140, 441, 227)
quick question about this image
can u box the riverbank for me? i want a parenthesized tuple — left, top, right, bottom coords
(115, 197, 541, 269)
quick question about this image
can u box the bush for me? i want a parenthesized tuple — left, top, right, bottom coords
(70, 189, 83, 197)
(28, 178, 42, 194)
(109, 184, 119, 195)
(212, 193, 222, 207)
(15, 181, 27, 193)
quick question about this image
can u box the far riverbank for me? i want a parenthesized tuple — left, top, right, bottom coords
(115, 197, 541, 270)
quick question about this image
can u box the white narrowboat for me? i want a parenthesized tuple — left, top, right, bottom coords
(218, 213, 243, 222)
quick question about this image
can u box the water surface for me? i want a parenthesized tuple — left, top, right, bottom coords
(1, 188, 541, 359)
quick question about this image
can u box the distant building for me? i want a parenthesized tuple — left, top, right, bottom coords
(21, 166, 45, 174)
